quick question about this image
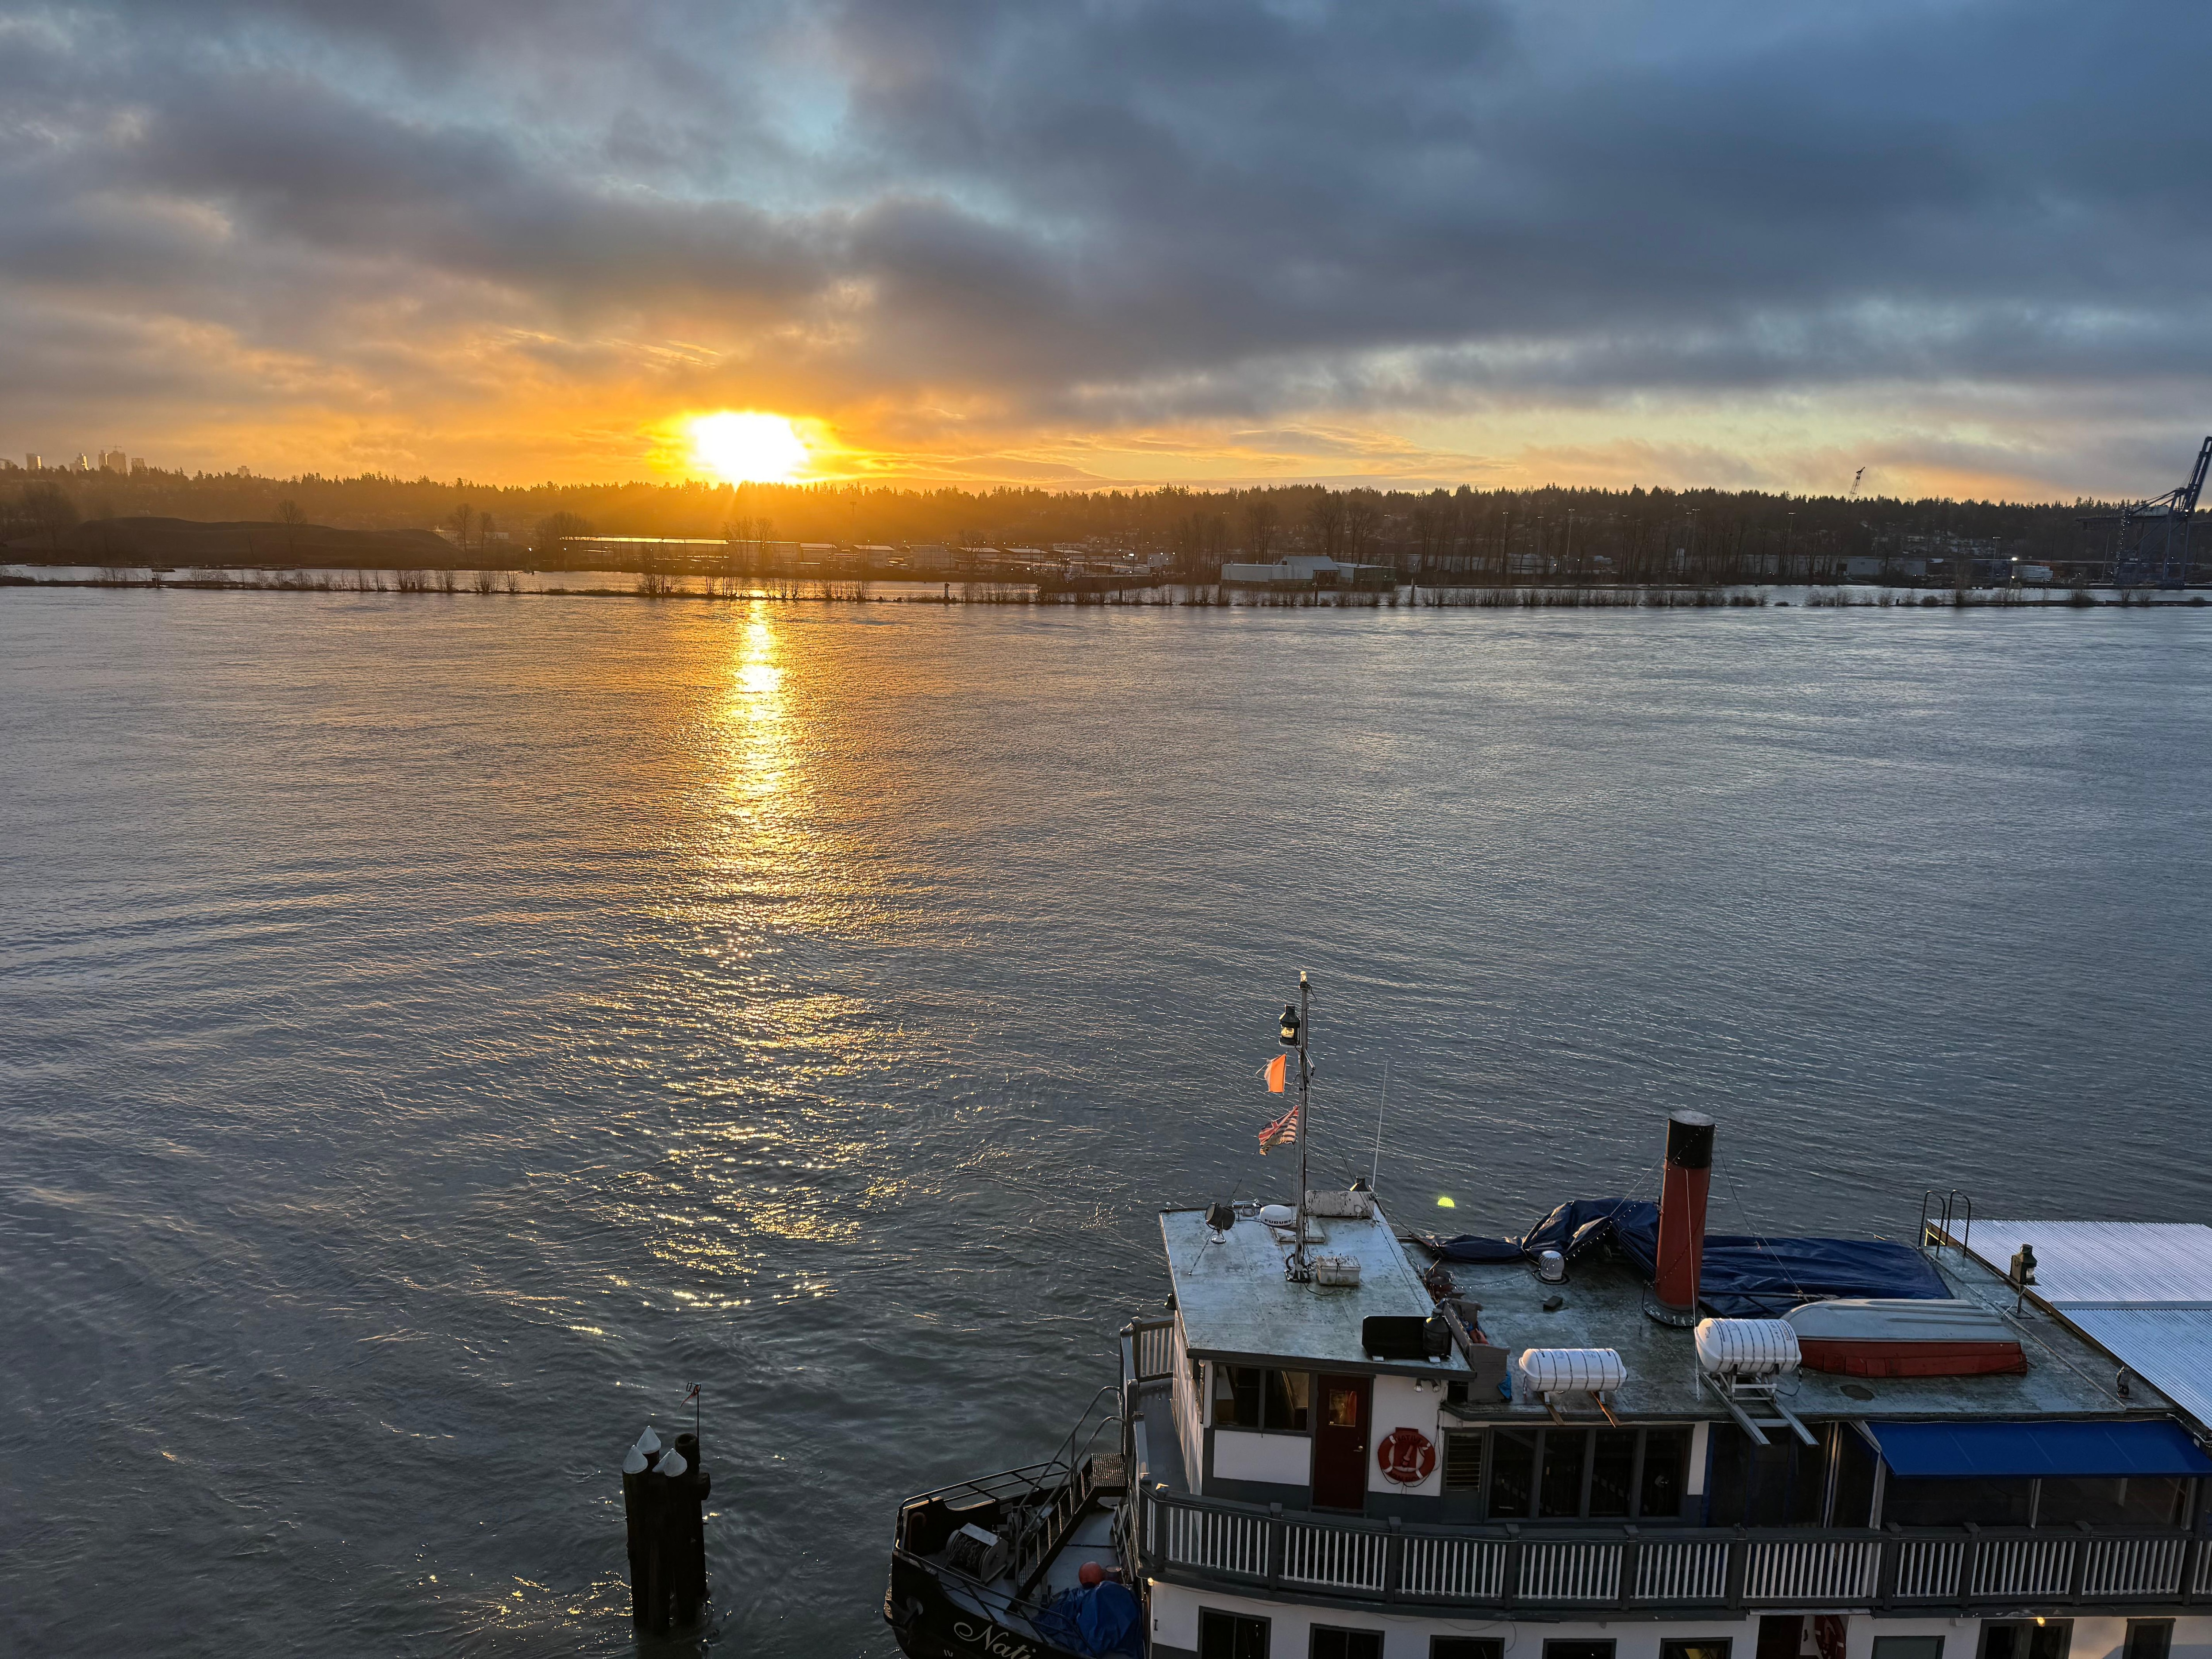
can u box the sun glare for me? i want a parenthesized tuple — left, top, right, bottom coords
(690, 411, 810, 484)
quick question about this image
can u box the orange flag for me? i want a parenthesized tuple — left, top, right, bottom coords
(1264, 1052, 1288, 1093)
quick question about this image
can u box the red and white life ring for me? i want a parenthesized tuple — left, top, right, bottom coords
(1375, 1426, 1436, 1486)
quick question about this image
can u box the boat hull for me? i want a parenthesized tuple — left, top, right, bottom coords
(885, 1551, 1096, 1659)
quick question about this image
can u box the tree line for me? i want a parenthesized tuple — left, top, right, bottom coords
(0, 466, 2134, 578)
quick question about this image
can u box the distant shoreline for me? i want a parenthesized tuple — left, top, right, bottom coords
(7, 567, 2208, 610)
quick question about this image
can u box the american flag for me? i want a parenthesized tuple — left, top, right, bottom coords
(1258, 1102, 1299, 1154)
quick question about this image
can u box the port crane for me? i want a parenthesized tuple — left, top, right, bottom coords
(2080, 435, 2211, 588)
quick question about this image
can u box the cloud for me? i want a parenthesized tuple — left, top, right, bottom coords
(2, 0, 2208, 493)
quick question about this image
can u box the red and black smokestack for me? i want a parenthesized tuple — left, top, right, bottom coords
(1652, 1111, 1715, 1324)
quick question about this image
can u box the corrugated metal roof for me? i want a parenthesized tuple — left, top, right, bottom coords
(2065, 1308, 2212, 1440)
(1941, 1221, 2212, 1443)
(1955, 1219, 2212, 1308)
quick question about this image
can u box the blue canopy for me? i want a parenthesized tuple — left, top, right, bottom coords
(1425, 1196, 1948, 1317)
(1867, 1419, 2212, 1479)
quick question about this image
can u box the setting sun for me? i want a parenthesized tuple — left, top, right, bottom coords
(689, 411, 810, 484)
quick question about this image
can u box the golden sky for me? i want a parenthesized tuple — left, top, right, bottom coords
(5, 2, 2206, 501)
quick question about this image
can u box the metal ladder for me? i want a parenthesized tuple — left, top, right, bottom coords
(1919, 1187, 1973, 1256)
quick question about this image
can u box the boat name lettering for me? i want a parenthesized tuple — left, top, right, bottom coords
(951, 1617, 1039, 1659)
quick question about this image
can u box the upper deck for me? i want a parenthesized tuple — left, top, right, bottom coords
(1161, 1200, 1471, 1379)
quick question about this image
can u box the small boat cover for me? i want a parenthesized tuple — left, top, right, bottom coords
(1866, 1418, 2212, 1479)
(1033, 1581, 1143, 1658)
(1422, 1197, 1948, 1317)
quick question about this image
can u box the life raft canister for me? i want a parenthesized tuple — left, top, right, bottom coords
(1376, 1426, 1436, 1485)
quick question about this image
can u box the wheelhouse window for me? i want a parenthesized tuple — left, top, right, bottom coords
(1211, 1366, 1310, 1432)
(1883, 1477, 2035, 1528)
(1451, 1426, 1690, 1520)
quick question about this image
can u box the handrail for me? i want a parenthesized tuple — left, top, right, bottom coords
(1136, 1482, 2204, 1615)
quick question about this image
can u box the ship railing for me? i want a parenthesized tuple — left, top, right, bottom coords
(1136, 1484, 2209, 1614)
(1124, 1316, 1177, 1384)
(1007, 1385, 1125, 1595)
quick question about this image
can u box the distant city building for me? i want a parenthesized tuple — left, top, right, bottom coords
(129, 457, 146, 474)
(101, 448, 128, 473)
(74, 453, 93, 471)
(25, 453, 40, 470)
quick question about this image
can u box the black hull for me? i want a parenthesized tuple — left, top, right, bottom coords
(885, 1551, 1102, 1659)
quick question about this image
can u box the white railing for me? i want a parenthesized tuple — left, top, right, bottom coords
(1401, 1535, 1508, 1602)
(1744, 1539, 1881, 1603)
(1893, 1539, 1966, 1601)
(1135, 1485, 2200, 1617)
(1129, 1318, 1176, 1382)
(1974, 1537, 2075, 1599)
(1156, 1501, 1269, 1581)
(1282, 1521, 1388, 1592)
(1519, 1541, 1621, 1603)
(1636, 1540, 1729, 1602)
(2079, 1536, 2185, 1598)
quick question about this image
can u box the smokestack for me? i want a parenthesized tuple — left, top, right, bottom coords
(1651, 1111, 1715, 1325)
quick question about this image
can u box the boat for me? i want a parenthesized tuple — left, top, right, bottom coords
(885, 984, 2212, 1659)
(1784, 1299, 2027, 1378)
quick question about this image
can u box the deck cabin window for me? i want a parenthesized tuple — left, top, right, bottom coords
(1212, 1365, 1310, 1432)
(1871, 1641, 1943, 1659)
(1459, 1426, 1690, 1520)
(1706, 1427, 1828, 1525)
(2123, 1622, 2173, 1659)
(2037, 1475, 2190, 1528)
(1980, 1623, 2070, 1659)
(1883, 1477, 2035, 1528)
(1310, 1626, 1382, 1659)
(1544, 1643, 1616, 1659)
(1660, 1643, 1732, 1659)
(1200, 1607, 1271, 1659)
(1433, 1641, 1504, 1659)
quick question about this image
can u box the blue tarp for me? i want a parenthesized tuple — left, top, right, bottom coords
(1425, 1196, 1949, 1317)
(1033, 1582, 1143, 1658)
(1867, 1419, 2212, 1479)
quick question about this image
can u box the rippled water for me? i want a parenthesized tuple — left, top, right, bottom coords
(4, 591, 2208, 1656)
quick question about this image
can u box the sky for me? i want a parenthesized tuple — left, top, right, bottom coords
(4, 0, 2209, 497)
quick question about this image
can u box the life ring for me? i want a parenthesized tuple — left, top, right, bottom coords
(1375, 1426, 1436, 1486)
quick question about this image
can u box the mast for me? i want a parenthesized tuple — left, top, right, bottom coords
(1295, 969, 1312, 1277)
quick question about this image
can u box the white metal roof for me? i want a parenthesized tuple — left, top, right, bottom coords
(1960, 1220, 2212, 1308)
(2063, 1308, 2212, 1440)
(1947, 1220, 2212, 1442)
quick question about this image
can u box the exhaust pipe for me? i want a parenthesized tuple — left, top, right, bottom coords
(1651, 1111, 1714, 1325)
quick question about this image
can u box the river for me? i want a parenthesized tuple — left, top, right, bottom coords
(2, 589, 2206, 1655)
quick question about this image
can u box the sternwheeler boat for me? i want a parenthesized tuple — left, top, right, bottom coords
(884, 987, 2212, 1659)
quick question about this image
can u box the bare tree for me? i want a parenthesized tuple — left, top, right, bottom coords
(1341, 491, 1379, 565)
(532, 511, 592, 564)
(1307, 491, 1346, 561)
(446, 503, 476, 553)
(275, 498, 306, 563)
(1244, 497, 1279, 562)
(23, 481, 78, 553)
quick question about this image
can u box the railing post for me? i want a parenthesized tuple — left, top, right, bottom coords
(1955, 1526, 1979, 1612)
(1503, 1525, 1522, 1612)
(1267, 1504, 1285, 1593)
(1874, 1531, 1899, 1613)
(2065, 1527, 2089, 1605)
(1726, 1528, 1749, 1614)
(1386, 1517, 1404, 1605)
(1619, 1527, 1639, 1612)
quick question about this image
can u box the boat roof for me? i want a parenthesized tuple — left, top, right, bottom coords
(1943, 1219, 2212, 1436)
(1436, 1238, 2177, 1425)
(1161, 1202, 1471, 1379)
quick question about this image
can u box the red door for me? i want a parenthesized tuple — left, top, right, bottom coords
(1312, 1374, 1371, 1512)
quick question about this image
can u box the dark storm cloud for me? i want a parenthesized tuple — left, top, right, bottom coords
(4, 0, 2210, 471)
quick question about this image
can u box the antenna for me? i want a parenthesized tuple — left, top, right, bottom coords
(1369, 1059, 1389, 1191)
